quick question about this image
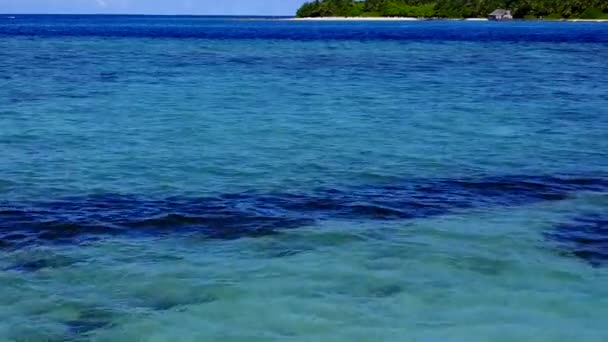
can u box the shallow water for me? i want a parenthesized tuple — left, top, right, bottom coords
(1, 16, 607, 341)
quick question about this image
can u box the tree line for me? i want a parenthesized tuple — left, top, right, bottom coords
(296, 0, 608, 19)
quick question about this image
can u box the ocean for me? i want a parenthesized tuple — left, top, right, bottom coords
(0, 15, 607, 341)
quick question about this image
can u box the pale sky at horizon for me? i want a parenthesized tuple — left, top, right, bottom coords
(0, 0, 308, 15)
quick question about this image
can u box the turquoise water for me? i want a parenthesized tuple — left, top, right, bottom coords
(1, 16, 607, 341)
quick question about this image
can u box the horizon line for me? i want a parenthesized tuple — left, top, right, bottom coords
(1, 13, 294, 17)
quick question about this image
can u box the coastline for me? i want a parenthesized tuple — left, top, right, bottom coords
(287, 17, 608, 22)
(290, 17, 422, 21)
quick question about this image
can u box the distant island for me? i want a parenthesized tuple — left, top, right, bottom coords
(296, 0, 608, 20)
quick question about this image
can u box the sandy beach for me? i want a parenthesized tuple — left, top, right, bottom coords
(289, 17, 421, 21)
(288, 17, 492, 21)
(567, 19, 608, 22)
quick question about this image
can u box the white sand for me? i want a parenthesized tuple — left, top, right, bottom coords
(566, 19, 608, 22)
(289, 17, 420, 21)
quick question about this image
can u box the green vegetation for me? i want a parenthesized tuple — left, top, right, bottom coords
(296, 0, 608, 19)
(579, 7, 608, 19)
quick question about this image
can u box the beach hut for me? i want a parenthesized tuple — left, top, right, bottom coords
(488, 9, 513, 21)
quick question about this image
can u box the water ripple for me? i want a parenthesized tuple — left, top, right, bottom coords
(1, 18, 607, 43)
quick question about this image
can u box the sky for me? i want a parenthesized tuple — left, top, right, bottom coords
(0, 0, 308, 15)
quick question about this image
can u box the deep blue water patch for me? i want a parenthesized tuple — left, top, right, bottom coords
(64, 307, 118, 336)
(1, 174, 606, 254)
(0, 16, 607, 43)
(546, 215, 608, 267)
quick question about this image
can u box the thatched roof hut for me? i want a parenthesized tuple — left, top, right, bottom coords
(489, 9, 513, 21)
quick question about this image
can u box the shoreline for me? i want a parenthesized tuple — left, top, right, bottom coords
(291, 17, 422, 21)
(287, 17, 608, 22)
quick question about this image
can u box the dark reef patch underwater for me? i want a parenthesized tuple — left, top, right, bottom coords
(546, 215, 608, 267)
(1, 173, 607, 265)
